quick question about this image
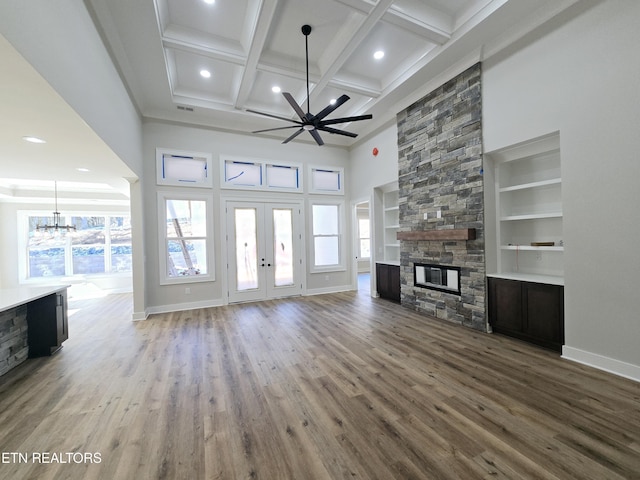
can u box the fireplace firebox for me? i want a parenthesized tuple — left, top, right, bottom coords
(414, 263, 461, 295)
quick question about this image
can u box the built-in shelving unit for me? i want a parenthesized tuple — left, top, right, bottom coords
(486, 132, 564, 285)
(382, 187, 400, 263)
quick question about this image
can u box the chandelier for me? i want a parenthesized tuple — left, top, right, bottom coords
(36, 181, 76, 235)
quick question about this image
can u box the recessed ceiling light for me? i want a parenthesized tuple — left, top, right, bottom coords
(23, 136, 46, 144)
(203, 0, 215, 4)
(77, 168, 90, 172)
(329, 98, 337, 105)
(272, 86, 281, 93)
(373, 50, 385, 60)
(200, 69, 211, 78)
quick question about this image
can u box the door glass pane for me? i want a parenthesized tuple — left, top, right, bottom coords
(273, 209, 294, 287)
(235, 208, 258, 291)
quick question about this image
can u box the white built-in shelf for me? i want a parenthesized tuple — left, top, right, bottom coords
(500, 212, 563, 221)
(385, 224, 400, 229)
(500, 245, 563, 251)
(499, 177, 561, 193)
(384, 206, 399, 211)
(486, 132, 564, 284)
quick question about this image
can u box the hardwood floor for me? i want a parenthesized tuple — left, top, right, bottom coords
(0, 289, 639, 479)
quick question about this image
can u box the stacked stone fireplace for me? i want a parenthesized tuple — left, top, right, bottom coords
(396, 63, 486, 331)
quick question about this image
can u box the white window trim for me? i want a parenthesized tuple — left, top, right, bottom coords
(309, 200, 347, 273)
(308, 165, 344, 195)
(157, 191, 215, 285)
(156, 148, 213, 188)
(220, 155, 302, 193)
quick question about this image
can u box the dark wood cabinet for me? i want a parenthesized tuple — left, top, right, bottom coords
(27, 290, 69, 357)
(488, 277, 564, 352)
(376, 263, 400, 302)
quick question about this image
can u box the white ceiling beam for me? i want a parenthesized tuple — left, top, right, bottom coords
(309, 0, 395, 107)
(234, 0, 280, 109)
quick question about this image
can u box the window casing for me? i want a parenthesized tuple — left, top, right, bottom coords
(158, 192, 214, 284)
(308, 166, 344, 195)
(310, 202, 345, 272)
(156, 148, 213, 188)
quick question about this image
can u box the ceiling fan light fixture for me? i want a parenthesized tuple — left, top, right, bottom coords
(248, 24, 372, 145)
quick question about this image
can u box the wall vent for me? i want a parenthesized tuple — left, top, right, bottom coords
(177, 105, 194, 112)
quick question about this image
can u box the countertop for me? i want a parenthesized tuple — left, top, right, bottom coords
(0, 286, 69, 313)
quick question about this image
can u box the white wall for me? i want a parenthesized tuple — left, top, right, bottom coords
(349, 122, 399, 201)
(142, 121, 351, 312)
(483, 0, 640, 380)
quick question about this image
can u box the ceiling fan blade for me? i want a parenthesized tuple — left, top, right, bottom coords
(309, 129, 325, 146)
(282, 128, 305, 144)
(247, 109, 302, 124)
(319, 114, 373, 126)
(253, 125, 304, 134)
(315, 94, 350, 120)
(282, 92, 306, 120)
(317, 125, 358, 138)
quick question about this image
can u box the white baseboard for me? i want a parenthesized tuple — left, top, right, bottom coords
(145, 298, 225, 316)
(132, 311, 148, 321)
(562, 346, 640, 383)
(305, 285, 353, 296)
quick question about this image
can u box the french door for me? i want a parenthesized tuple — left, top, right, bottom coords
(226, 201, 302, 303)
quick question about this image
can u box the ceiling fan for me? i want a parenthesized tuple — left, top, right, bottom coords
(247, 24, 372, 146)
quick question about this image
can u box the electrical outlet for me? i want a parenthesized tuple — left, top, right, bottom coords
(185, 287, 191, 294)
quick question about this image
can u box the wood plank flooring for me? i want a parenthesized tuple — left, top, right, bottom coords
(0, 288, 639, 479)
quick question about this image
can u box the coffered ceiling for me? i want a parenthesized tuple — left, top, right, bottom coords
(0, 0, 582, 204)
(87, 0, 580, 146)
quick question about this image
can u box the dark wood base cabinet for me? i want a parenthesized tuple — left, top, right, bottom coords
(488, 277, 564, 352)
(376, 263, 400, 302)
(27, 290, 69, 357)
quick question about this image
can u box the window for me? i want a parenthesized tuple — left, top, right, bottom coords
(156, 148, 213, 187)
(24, 214, 132, 279)
(158, 193, 213, 284)
(309, 166, 344, 194)
(221, 156, 302, 192)
(358, 217, 370, 259)
(311, 203, 344, 271)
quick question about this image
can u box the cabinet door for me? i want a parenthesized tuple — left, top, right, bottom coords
(488, 278, 523, 334)
(376, 264, 400, 302)
(523, 283, 564, 348)
(388, 265, 401, 302)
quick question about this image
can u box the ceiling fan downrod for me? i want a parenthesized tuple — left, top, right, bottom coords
(302, 24, 311, 115)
